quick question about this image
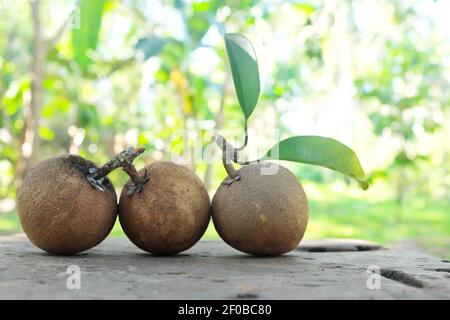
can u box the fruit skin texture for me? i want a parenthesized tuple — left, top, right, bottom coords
(212, 163, 309, 256)
(17, 155, 118, 255)
(119, 161, 210, 256)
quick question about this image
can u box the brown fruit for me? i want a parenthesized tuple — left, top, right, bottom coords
(212, 163, 309, 256)
(17, 155, 118, 255)
(119, 161, 211, 255)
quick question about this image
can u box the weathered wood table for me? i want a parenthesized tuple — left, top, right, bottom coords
(1, 235, 449, 299)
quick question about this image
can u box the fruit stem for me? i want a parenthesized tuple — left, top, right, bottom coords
(122, 162, 150, 196)
(215, 135, 241, 184)
(214, 133, 261, 166)
(234, 120, 248, 151)
(86, 146, 148, 192)
(95, 146, 145, 179)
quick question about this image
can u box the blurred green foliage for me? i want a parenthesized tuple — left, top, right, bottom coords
(354, 3, 450, 209)
(0, 0, 449, 256)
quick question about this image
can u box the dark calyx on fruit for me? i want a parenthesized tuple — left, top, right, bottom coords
(119, 161, 210, 256)
(212, 163, 309, 256)
(17, 155, 117, 255)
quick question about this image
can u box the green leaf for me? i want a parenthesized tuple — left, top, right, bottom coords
(77, 103, 100, 128)
(39, 127, 55, 141)
(71, 0, 107, 73)
(264, 136, 369, 190)
(135, 36, 167, 60)
(292, 2, 317, 15)
(225, 33, 260, 119)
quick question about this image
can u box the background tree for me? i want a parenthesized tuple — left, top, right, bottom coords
(1, 0, 449, 258)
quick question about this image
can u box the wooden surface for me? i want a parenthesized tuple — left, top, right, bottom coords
(1, 235, 449, 299)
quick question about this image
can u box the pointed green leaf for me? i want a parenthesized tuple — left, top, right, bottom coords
(71, 0, 107, 72)
(225, 33, 260, 119)
(264, 136, 369, 190)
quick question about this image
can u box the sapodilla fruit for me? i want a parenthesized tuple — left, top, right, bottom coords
(212, 163, 309, 256)
(119, 161, 210, 256)
(17, 155, 117, 255)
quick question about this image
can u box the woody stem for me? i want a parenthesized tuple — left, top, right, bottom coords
(93, 146, 145, 180)
(121, 162, 142, 184)
(214, 135, 239, 179)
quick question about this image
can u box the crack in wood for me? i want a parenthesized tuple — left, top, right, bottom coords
(380, 269, 425, 288)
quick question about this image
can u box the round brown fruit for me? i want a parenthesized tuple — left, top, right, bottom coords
(118, 161, 210, 255)
(212, 163, 309, 256)
(17, 155, 118, 255)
